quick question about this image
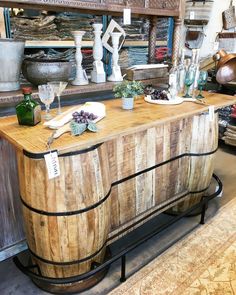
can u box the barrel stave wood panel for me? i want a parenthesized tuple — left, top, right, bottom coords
(107, 117, 194, 237)
(17, 143, 111, 282)
(107, 114, 217, 238)
(172, 113, 218, 212)
(19, 147, 111, 213)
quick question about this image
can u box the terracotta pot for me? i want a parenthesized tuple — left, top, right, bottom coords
(0, 39, 25, 92)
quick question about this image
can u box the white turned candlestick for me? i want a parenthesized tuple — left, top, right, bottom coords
(71, 31, 88, 86)
(108, 32, 123, 82)
(91, 23, 106, 83)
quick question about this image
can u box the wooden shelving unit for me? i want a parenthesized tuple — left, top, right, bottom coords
(0, 77, 168, 106)
(0, 7, 6, 37)
(25, 40, 167, 48)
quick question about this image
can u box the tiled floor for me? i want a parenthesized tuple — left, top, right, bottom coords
(0, 142, 235, 295)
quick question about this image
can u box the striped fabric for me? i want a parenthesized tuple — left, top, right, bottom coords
(185, 1, 214, 23)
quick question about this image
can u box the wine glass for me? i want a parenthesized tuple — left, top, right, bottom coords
(196, 71, 208, 99)
(47, 81, 68, 115)
(182, 68, 195, 98)
(38, 84, 54, 121)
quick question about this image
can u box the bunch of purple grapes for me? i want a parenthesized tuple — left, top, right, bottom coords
(151, 89, 169, 101)
(72, 110, 98, 124)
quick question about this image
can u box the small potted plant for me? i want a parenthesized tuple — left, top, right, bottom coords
(113, 80, 144, 110)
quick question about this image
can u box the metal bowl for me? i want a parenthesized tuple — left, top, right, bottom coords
(22, 58, 73, 86)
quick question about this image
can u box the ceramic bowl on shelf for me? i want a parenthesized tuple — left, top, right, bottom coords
(22, 58, 74, 86)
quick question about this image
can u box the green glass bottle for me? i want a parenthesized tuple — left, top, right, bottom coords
(16, 87, 41, 126)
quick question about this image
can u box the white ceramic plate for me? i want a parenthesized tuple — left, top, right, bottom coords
(144, 95, 184, 105)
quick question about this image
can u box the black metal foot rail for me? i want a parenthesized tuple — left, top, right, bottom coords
(13, 173, 222, 287)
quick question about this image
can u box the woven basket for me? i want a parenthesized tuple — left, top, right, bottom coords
(185, 0, 214, 24)
(222, 1, 236, 30)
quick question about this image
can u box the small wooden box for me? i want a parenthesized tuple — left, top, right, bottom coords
(122, 65, 168, 81)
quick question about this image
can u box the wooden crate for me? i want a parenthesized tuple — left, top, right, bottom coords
(122, 66, 168, 81)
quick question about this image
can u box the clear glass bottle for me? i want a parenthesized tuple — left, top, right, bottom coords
(177, 48, 186, 93)
(16, 87, 41, 126)
(193, 48, 200, 89)
(188, 49, 197, 73)
(189, 49, 197, 95)
(168, 59, 178, 100)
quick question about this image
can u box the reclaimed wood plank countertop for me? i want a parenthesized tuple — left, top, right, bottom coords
(0, 91, 236, 155)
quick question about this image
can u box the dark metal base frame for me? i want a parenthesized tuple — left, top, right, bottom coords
(13, 173, 222, 292)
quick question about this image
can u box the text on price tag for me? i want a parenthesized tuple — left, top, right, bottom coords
(44, 151, 60, 179)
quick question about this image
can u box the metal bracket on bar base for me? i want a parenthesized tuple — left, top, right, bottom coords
(13, 174, 222, 292)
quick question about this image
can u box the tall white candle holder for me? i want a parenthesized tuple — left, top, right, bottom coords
(91, 24, 106, 83)
(71, 31, 88, 86)
(107, 32, 123, 82)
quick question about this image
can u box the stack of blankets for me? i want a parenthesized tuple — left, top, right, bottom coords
(11, 11, 168, 42)
(55, 13, 102, 40)
(223, 124, 236, 147)
(11, 11, 102, 40)
(11, 14, 59, 40)
(113, 17, 168, 41)
(119, 47, 148, 68)
(222, 106, 236, 146)
(114, 17, 149, 40)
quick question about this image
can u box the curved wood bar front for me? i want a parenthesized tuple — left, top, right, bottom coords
(17, 143, 111, 293)
(0, 92, 236, 293)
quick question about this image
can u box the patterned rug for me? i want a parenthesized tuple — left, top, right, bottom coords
(109, 198, 236, 295)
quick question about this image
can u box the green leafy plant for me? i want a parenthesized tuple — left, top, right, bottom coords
(113, 80, 144, 98)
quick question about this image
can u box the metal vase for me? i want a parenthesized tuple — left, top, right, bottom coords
(0, 39, 25, 92)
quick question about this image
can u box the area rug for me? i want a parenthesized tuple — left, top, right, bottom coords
(109, 198, 236, 295)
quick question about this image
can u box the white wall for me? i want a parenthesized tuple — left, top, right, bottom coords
(199, 0, 234, 58)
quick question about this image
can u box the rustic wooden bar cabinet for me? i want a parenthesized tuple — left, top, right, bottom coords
(0, 0, 235, 293)
(0, 0, 184, 260)
(0, 92, 236, 293)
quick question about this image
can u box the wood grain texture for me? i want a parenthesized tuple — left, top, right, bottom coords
(0, 8, 6, 38)
(0, 0, 180, 17)
(171, 113, 218, 212)
(0, 137, 25, 254)
(0, 92, 235, 155)
(106, 115, 207, 241)
(0, 78, 168, 105)
(0, 92, 235, 292)
(172, 18, 183, 64)
(17, 143, 111, 280)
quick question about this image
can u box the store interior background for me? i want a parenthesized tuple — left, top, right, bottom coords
(183, 0, 234, 58)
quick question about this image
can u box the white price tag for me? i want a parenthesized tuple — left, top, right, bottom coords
(213, 41, 219, 51)
(190, 11, 195, 20)
(44, 151, 60, 179)
(208, 105, 215, 122)
(123, 8, 131, 25)
(95, 61, 104, 74)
